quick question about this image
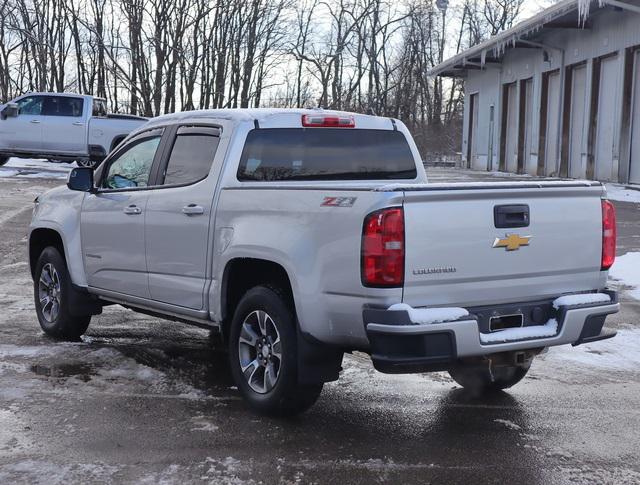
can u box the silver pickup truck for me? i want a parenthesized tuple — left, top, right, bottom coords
(28, 108, 619, 416)
(0, 92, 147, 168)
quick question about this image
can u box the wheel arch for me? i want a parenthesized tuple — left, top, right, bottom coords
(29, 228, 65, 279)
(110, 135, 127, 152)
(28, 222, 87, 287)
(220, 258, 296, 335)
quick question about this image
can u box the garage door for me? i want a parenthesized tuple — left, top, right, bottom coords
(569, 65, 588, 179)
(594, 56, 619, 181)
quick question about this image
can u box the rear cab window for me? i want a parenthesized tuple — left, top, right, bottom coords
(42, 96, 84, 117)
(237, 129, 417, 181)
(161, 126, 220, 186)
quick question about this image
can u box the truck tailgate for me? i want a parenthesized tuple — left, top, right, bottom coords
(399, 182, 607, 307)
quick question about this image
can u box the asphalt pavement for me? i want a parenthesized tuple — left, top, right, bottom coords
(0, 165, 639, 484)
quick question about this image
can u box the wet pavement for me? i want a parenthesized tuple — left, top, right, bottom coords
(1, 169, 640, 484)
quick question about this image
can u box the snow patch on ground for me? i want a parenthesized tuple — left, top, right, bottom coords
(480, 319, 558, 344)
(493, 419, 521, 431)
(552, 293, 611, 309)
(609, 252, 640, 300)
(604, 183, 640, 204)
(0, 343, 206, 401)
(0, 158, 75, 180)
(0, 460, 122, 484)
(191, 416, 220, 432)
(544, 327, 640, 371)
(388, 303, 469, 324)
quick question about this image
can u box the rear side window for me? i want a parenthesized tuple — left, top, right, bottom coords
(42, 96, 84, 117)
(237, 129, 417, 181)
(93, 98, 107, 117)
(162, 126, 220, 186)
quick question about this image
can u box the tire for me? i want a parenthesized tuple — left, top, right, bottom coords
(448, 362, 530, 392)
(77, 159, 98, 169)
(0, 156, 8, 167)
(34, 247, 91, 340)
(228, 286, 323, 416)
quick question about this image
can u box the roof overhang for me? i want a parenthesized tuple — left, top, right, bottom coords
(428, 0, 630, 77)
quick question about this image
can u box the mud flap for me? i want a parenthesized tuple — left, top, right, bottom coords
(297, 331, 343, 385)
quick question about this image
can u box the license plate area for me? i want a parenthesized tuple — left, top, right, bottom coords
(489, 313, 524, 332)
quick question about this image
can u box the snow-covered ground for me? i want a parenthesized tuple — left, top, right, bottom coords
(0, 158, 76, 180)
(604, 183, 640, 204)
(609, 251, 640, 300)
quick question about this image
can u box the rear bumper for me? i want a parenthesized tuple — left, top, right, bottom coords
(363, 290, 619, 374)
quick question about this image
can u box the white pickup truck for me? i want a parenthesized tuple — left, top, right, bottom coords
(0, 92, 147, 168)
(28, 108, 619, 416)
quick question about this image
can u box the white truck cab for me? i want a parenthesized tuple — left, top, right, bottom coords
(28, 108, 620, 416)
(0, 92, 147, 168)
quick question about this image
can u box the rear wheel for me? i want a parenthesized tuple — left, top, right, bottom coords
(0, 156, 8, 167)
(34, 247, 91, 340)
(228, 286, 323, 416)
(448, 361, 530, 392)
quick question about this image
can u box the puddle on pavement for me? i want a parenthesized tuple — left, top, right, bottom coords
(30, 363, 97, 382)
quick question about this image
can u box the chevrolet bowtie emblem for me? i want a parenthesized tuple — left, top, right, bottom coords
(493, 234, 531, 251)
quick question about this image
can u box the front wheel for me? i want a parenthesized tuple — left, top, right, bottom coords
(76, 159, 98, 169)
(34, 247, 91, 340)
(228, 286, 323, 416)
(448, 361, 530, 392)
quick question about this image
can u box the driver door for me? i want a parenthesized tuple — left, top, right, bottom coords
(2, 95, 45, 151)
(81, 128, 165, 298)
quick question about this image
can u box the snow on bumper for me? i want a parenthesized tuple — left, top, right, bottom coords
(363, 291, 619, 373)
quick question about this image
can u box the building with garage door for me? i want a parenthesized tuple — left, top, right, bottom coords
(430, 0, 640, 183)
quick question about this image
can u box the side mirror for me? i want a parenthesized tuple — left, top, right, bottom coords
(67, 167, 95, 192)
(1, 103, 19, 120)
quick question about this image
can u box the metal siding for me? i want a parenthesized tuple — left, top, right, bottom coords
(505, 83, 519, 172)
(546, 71, 562, 175)
(469, 93, 480, 169)
(523, 79, 536, 175)
(630, 51, 640, 184)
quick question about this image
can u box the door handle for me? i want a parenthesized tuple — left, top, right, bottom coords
(30, 119, 40, 124)
(182, 204, 204, 215)
(123, 205, 142, 215)
(72, 121, 84, 126)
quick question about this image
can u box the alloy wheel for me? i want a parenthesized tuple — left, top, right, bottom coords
(38, 263, 61, 323)
(237, 310, 282, 394)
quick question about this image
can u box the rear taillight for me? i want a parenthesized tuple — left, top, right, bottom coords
(601, 199, 616, 270)
(362, 207, 405, 287)
(302, 114, 355, 128)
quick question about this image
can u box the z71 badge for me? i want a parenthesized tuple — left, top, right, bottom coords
(321, 197, 357, 207)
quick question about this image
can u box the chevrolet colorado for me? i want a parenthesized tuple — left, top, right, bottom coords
(0, 92, 146, 168)
(28, 109, 619, 415)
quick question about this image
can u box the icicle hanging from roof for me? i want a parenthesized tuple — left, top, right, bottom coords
(578, 0, 606, 22)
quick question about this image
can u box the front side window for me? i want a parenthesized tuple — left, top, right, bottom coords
(162, 126, 220, 186)
(103, 135, 161, 189)
(16, 96, 44, 116)
(237, 129, 418, 181)
(42, 96, 84, 117)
